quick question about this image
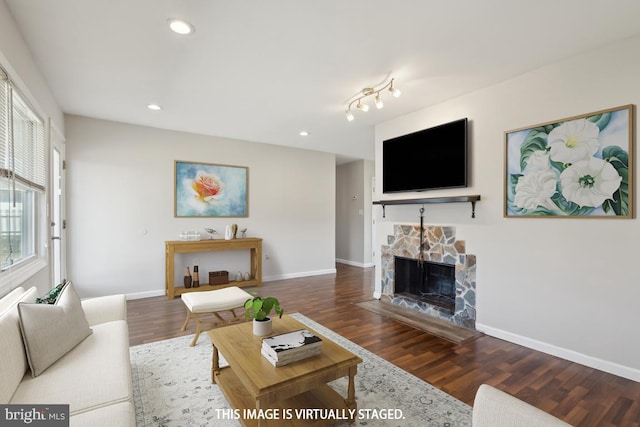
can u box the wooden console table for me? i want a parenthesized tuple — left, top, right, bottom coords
(165, 238, 262, 300)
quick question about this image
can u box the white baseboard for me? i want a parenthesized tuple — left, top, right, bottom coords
(126, 289, 165, 300)
(263, 268, 337, 282)
(476, 322, 640, 383)
(123, 270, 338, 300)
(335, 258, 374, 268)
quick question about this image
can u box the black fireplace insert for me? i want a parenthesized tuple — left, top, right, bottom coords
(394, 256, 455, 312)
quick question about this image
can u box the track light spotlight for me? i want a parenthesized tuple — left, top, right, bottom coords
(375, 93, 384, 109)
(344, 78, 401, 121)
(345, 110, 355, 121)
(357, 99, 369, 112)
(389, 79, 402, 98)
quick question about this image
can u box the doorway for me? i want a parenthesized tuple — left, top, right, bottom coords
(50, 125, 66, 284)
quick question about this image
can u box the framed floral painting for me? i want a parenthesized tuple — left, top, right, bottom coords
(505, 104, 633, 218)
(174, 161, 248, 217)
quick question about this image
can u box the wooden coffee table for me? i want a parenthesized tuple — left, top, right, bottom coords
(208, 315, 362, 427)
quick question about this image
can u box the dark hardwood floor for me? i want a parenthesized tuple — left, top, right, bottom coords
(127, 264, 640, 427)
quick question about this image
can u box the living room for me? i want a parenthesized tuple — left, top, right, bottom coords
(2, 1, 640, 426)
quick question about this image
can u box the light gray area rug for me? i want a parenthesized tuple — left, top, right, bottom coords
(130, 312, 472, 426)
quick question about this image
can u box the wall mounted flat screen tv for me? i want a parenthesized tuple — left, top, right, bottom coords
(382, 118, 468, 193)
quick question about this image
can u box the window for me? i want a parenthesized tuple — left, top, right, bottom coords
(0, 67, 46, 272)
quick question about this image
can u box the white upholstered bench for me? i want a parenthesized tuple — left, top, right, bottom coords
(180, 286, 252, 346)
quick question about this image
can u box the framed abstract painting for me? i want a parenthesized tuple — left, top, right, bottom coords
(174, 161, 248, 217)
(504, 104, 633, 218)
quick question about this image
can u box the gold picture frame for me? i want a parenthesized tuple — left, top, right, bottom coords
(174, 160, 248, 217)
(504, 104, 633, 218)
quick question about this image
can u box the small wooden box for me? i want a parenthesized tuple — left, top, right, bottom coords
(209, 271, 229, 285)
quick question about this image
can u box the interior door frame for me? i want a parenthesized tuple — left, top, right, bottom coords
(50, 121, 66, 284)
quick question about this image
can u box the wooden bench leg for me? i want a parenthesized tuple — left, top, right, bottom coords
(190, 313, 202, 347)
(181, 308, 192, 331)
(185, 307, 248, 347)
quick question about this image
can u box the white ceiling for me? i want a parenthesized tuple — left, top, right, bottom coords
(6, 0, 640, 164)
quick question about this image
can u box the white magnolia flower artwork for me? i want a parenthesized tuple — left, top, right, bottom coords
(547, 118, 600, 164)
(560, 158, 622, 208)
(505, 106, 632, 217)
(514, 170, 558, 211)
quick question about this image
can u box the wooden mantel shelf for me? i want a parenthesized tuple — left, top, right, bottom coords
(373, 195, 481, 218)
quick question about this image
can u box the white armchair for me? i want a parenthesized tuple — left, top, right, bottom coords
(472, 384, 572, 427)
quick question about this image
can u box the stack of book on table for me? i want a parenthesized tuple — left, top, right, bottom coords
(261, 329, 323, 367)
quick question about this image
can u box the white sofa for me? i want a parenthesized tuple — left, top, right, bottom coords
(473, 384, 572, 426)
(0, 285, 135, 427)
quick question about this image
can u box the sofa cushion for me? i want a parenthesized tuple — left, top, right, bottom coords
(35, 280, 68, 304)
(0, 287, 38, 403)
(18, 282, 92, 377)
(0, 287, 26, 315)
(81, 294, 127, 326)
(10, 320, 133, 415)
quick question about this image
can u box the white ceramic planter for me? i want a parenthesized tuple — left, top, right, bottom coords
(253, 318, 272, 336)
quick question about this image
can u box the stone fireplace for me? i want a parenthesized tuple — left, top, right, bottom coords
(380, 224, 476, 329)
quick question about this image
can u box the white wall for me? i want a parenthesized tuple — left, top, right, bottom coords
(0, 3, 63, 296)
(0, 3, 63, 133)
(336, 160, 374, 267)
(374, 35, 640, 382)
(363, 160, 374, 267)
(65, 115, 336, 299)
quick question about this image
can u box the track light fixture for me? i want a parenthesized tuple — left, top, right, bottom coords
(344, 78, 401, 122)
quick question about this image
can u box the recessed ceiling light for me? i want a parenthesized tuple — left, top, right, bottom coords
(299, 131, 310, 136)
(147, 104, 162, 111)
(168, 18, 195, 35)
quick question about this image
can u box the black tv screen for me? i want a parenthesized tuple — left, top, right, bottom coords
(382, 118, 468, 193)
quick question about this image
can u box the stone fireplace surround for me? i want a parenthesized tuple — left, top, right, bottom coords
(380, 224, 476, 329)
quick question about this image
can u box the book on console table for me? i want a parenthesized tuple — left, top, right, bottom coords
(261, 329, 322, 365)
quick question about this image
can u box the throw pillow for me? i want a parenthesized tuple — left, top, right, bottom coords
(18, 282, 92, 377)
(35, 280, 68, 304)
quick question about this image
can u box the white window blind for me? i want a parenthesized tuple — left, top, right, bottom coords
(0, 68, 46, 190)
(0, 68, 8, 177)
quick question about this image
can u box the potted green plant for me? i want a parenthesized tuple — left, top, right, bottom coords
(244, 293, 284, 336)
